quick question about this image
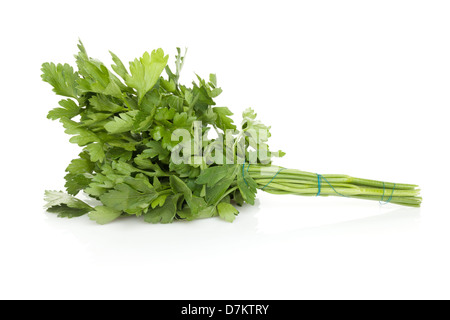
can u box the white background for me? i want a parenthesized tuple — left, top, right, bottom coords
(1, 0, 449, 300)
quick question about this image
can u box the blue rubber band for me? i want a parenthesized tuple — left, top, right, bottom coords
(316, 174, 350, 198)
(242, 163, 285, 190)
(242, 163, 248, 186)
(243, 167, 396, 204)
(380, 183, 396, 205)
(316, 174, 322, 196)
(261, 168, 285, 190)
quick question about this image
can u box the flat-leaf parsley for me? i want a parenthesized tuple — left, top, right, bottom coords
(42, 42, 421, 224)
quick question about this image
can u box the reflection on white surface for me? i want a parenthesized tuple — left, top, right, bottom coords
(42, 196, 421, 263)
(255, 195, 421, 234)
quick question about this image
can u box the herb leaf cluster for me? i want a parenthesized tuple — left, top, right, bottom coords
(43, 42, 280, 224)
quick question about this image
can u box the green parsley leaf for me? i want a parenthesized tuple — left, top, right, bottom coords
(65, 173, 92, 196)
(88, 206, 123, 225)
(89, 94, 125, 113)
(213, 107, 236, 131)
(104, 111, 138, 134)
(41, 63, 79, 98)
(60, 118, 100, 146)
(84, 143, 106, 162)
(217, 202, 239, 222)
(126, 49, 169, 104)
(47, 99, 80, 120)
(144, 194, 180, 224)
(109, 51, 129, 80)
(44, 190, 92, 218)
(100, 183, 158, 215)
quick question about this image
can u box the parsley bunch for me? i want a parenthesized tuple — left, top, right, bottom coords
(43, 42, 421, 224)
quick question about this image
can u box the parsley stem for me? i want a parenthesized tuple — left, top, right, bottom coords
(249, 165, 421, 207)
(216, 186, 239, 206)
